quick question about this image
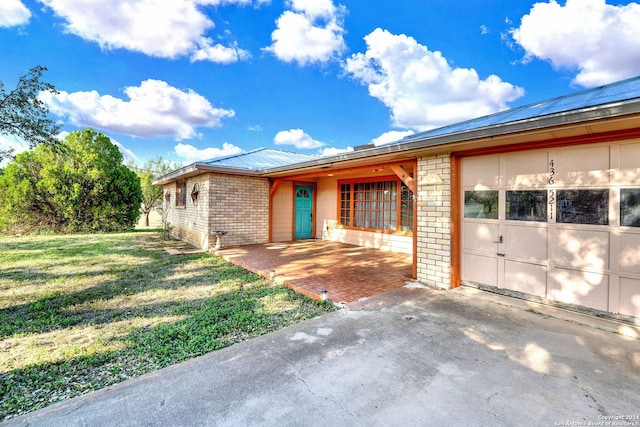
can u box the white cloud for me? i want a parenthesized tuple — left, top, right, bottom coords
(319, 146, 353, 157)
(274, 129, 325, 149)
(371, 130, 415, 146)
(174, 142, 242, 163)
(265, 0, 346, 66)
(200, 0, 269, 5)
(191, 39, 251, 63)
(111, 138, 141, 165)
(37, 0, 251, 63)
(0, 0, 31, 27)
(56, 130, 70, 140)
(39, 79, 235, 140)
(0, 135, 29, 166)
(343, 28, 524, 131)
(511, 0, 640, 87)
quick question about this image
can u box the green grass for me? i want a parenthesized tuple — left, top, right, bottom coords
(0, 232, 335, 421)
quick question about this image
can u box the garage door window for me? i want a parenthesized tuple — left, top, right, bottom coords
(556, 189, 609, 225)
(506, 190, 547, 222)
(621, 189, 640, 227)
(464, 191, 498, 219)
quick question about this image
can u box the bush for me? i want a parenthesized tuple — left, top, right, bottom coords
(0, 129, 142, 234)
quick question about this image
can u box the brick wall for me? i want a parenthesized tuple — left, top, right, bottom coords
(163, 175, 211, 248)
(163, 173, 270, 249)
(208, 173, 270, 247)
(416, 154, 452, 289)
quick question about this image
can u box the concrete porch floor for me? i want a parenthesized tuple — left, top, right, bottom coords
(214, 240, 413, 304)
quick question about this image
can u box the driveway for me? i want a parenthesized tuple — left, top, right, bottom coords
(5, 286, 640, 426)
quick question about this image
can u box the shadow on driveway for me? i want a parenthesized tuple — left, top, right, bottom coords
(6, 286, 640, 426)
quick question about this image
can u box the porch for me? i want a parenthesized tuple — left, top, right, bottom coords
(215, 240, 413, 304)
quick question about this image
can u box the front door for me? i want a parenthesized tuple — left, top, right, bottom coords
(294, 185, 313, 239)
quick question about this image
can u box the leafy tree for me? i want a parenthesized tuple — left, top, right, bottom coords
(0, 66, 60, 160)
(135, 157, 177, 227)
(0, 129, 142, 234)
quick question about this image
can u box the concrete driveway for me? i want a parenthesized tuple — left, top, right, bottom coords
(5, 286, 640, 427)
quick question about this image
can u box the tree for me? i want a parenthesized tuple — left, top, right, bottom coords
(0, 66, 60, 160)
(135, 157, 177, 227)
(0, 129, 142, 234)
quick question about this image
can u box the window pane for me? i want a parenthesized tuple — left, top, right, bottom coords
(340, 179, 406, 231)
(176, 182, 186, 207)
(464, 191, 498, 219)
(400, 184, 413, 232)
(557, 189, 608, 225)
(621, 189, 640, 227)
(339, 184, 351, 226)
(506, 191, 547, 222)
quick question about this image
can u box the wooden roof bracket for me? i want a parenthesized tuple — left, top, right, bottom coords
(270, 179, 282, 198)
(390, 165, 416, 194)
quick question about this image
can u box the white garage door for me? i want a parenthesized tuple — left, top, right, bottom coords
(461, 141, 640, 318)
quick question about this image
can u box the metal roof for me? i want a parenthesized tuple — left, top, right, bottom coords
(397, 75, 640, 145)
(198, 147, 319, 170)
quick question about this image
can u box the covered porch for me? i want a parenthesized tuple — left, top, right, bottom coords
(215, 240, 413, 304)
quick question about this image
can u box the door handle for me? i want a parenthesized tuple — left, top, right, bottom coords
(495, 235, 505, 256)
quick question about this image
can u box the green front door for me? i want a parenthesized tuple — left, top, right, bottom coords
(294, 185, 313, 239)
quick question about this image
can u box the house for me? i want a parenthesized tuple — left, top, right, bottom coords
(154, 76, 640, 320)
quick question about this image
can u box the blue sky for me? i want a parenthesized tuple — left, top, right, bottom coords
(2, 0, 640, 166)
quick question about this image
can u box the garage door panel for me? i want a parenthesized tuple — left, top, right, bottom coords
(462, 156, 500, 188)
(463, 222, 499, 252)
(619, 233, 640, 274)
(550, 268, 609, 311)
(505, 225, 547, 261)
(555, 228, 609, 270)
(619, 277, 640, 318)
(616, 142, 640, 183)
(463, 254, 498, 287)
(556, 146, 610, 186)
(505, 151, 548, 188)
(505, 260, 547, 298)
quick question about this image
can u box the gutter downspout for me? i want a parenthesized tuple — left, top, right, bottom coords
(412, 161, 418, 279)
(268, 180, 275, 243)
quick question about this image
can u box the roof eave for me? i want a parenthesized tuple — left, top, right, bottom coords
(152, 163, 261, 185)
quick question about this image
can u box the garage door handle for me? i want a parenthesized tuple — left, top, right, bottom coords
(493, 235, 504, 244)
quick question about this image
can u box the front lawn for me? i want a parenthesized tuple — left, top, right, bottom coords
(0, 232, 335, 421)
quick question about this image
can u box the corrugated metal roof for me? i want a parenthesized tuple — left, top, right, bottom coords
(199, 147, 319, 170)
(397, 75, 640, 144)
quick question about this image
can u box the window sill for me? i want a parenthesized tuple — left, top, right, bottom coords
(335, 225, 412, 236)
